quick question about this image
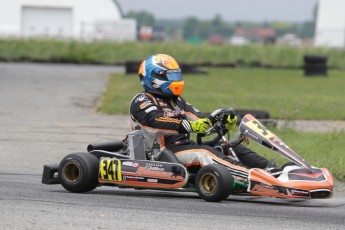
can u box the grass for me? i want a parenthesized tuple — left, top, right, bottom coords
(1, 38, 343, 180)
(98, 68, 345, 120)
(98, 68, 345, 180)
(2, 38, 345, 68)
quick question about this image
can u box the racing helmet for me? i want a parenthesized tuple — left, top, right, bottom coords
(138, 54, 184, 97)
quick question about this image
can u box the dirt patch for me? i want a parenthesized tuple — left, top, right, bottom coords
(333, 180, 345, 198)
(276, 120, 345, 133)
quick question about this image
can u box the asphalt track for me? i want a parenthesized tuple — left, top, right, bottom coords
(0, 63, 345, 229)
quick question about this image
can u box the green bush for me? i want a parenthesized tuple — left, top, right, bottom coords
(1, 38, 345, 69)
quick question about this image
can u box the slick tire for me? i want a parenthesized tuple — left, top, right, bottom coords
(59, 152, 99, 193)
(195, 164, 234, 202)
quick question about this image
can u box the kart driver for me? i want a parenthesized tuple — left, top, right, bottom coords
(129, 54, 273, 182)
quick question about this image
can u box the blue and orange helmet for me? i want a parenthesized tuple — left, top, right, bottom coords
(138, 54, 184, 97)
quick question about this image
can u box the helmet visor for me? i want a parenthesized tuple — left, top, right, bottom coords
(155, 69, 182, 81)
(166, 70, 182, 81)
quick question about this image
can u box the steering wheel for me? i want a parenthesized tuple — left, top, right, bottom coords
(196, 108, 235, 146)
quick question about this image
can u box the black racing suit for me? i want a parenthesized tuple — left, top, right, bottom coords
(129, 91, 268, 181)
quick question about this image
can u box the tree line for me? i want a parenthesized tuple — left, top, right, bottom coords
(125, 10, 317, 41)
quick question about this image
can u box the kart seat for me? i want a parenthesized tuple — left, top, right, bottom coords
(157, 149, 181, 164)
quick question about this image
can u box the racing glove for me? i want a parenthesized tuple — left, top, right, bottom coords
(225, 115, 238, 131)
(190, 118, 212, 134)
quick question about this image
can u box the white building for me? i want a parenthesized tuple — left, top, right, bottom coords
(315, 0, 345, 48)
(0, 0, 136, 41)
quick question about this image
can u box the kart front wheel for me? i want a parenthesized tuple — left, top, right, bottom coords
(195, 164, 234, 202)
(59, 152, 99, 193)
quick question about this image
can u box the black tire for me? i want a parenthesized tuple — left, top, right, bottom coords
(195, 164, 234, 202)
(125, 61, 141, 74)
(235, 109, 270, 124)
(59, 152, 99, 193)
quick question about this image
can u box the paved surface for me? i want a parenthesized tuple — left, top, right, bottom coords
(0, 63, 130, 174)
(276, 120, 345, 133)
(1, 173, 345, 230)
(0, 63, 344, 230)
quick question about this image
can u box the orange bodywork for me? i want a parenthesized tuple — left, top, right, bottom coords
(99, 178, 187, 189)
(248, 168, 334, 199)
(98, 164, 188, 190)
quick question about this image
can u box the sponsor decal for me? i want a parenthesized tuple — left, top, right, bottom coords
(158, 101, 168, 107)
(166, 69, 181, 74)
(147, 179, 158, 183)
(123, 175, 144, 181)
(140, 101, 152, 109)
(163, 109, 185, 118)
(137, 167, 174, 179)
(135, 95, 147, 103)
(145, 106, 157, 113)
(232, 176, 248, 183)
(145, 163, 163, 167)
(145, 166, 165, 171)
(122, 161, 140, 167)
(251, 183, 280, 194)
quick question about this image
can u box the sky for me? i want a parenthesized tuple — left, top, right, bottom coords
(116, 0, 318, 22)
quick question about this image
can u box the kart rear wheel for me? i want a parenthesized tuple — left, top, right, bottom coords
(195, 164, 234, 202)
(59, 152, 99, 193)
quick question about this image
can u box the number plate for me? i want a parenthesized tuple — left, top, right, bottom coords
(99, 159, 122, 182)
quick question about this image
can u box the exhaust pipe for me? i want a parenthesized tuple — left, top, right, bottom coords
(87, 141, 124, 152)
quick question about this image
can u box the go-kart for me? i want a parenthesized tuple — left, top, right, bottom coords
(42, 109, 334, 202)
